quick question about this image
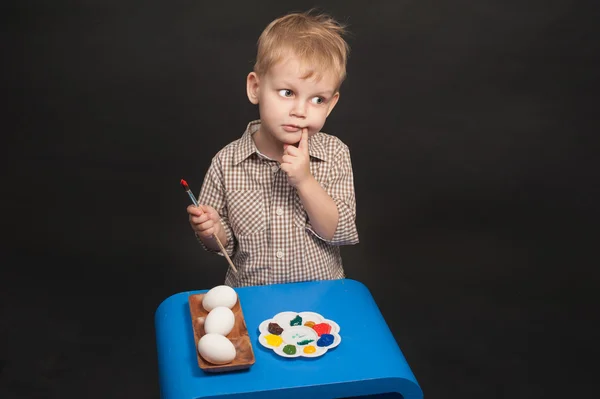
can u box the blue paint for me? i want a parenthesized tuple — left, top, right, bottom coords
(317, 333, 334, 347)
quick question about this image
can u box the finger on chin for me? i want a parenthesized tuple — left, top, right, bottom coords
(285, 145, 298, 156)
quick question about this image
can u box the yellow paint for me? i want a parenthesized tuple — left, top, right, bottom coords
(303, 345, 316, 354)
(265, 334, 283, 347)
(304, 321, 315, 328)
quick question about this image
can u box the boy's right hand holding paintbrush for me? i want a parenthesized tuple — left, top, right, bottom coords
(181, 178, 237, 273)
(187, 204, 228, 253)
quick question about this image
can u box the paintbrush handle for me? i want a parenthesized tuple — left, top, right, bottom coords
(212, 234, 238, 274)
(186, 190, 200, 207)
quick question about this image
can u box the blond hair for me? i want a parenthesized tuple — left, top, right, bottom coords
(253, 9, 350, 89)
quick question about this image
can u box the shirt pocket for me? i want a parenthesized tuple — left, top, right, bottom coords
(227, 190, 266, 236)
(293, 193, 308, 229)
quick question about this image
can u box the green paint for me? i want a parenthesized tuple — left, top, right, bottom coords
(296, 339, 314, 346)
(283, 344, 296, 355)
(290, 315, 302, 326)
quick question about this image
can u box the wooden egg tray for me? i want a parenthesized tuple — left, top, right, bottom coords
(188, 293, 255, 372)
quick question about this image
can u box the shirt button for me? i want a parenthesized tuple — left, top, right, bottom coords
(276, 207, 284, 216)
(276, 251, 284, 259)
(271, 165, 279, 173)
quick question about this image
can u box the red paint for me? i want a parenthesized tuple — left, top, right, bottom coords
(312, 323, 331, 336)
(180, 179, 189, 190)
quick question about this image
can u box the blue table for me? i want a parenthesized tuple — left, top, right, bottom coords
(155, 279, 423, 399)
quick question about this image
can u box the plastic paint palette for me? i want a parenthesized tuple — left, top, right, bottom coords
(258, 311, 341, 358)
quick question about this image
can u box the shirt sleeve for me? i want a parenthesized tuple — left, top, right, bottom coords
(307, 144, 359, 246)
(195, 155, 236, 257)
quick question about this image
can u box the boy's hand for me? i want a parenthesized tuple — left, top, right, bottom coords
(281, 128, 312, 189)
(187, 204, 223, 239)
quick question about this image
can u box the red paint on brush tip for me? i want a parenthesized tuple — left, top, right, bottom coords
(180, 179, 190, 190)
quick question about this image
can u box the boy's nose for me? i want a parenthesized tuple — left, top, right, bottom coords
(290, 100, 306, 118)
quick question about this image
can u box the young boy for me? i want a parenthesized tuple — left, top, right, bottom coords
(187, 10, 359, 287)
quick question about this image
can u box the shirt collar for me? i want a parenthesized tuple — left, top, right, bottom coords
(232, 120, 261, 165)
(233, 120, 329, 165)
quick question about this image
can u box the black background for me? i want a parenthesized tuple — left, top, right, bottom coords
(2, 1, 599, 398)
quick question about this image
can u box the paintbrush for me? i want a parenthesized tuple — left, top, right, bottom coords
(180, 178, 238, 274)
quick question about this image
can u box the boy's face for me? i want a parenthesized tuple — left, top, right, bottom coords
(246, 55, 340, 148)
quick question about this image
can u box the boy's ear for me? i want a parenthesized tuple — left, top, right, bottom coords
(246, 72, 260, 104)
(326, 92, 340, 117)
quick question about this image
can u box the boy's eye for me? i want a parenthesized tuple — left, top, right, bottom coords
(311, 97, 324, 105)
(278, 89, 293, 97)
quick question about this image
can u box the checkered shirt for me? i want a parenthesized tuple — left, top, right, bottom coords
(196, 120, 359, 287)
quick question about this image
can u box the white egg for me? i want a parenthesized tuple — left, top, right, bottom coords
(197, 333, 236, 365)
(202, 285, 238, 311)
(204, 306, 235, 336)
